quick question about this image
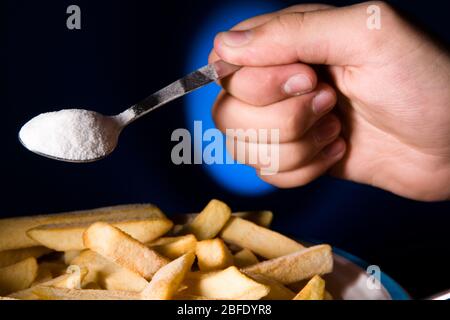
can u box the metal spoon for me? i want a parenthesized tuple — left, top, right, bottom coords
(19, 60, 240, 163)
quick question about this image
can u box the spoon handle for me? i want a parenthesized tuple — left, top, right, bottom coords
(119, 60, 241, 125)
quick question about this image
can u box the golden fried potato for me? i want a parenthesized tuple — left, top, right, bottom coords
(293, 275, 326, 300)
(195, 238, 233, 271)
(243, 245, 333, 284)
(0, 204, 169, 251)
(83, 222, 169, 280)
(0, 257, 38, 295)
(220, 217, 304, 259)
(180, 199, 231, 240)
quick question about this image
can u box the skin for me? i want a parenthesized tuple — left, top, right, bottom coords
(209, 1, 450, 201)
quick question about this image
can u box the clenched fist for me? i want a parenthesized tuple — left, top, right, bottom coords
(209, 2, 450, 201)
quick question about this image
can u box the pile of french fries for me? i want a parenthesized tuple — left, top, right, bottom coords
(0, 200, 333, 300)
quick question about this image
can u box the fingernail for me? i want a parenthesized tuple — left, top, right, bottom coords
(314, 120, 339, 143)
(283, 74, 313, 96)
(220, 30, 252, 47)
(322, 140, 345, 158)
(312, 90, 334, 114)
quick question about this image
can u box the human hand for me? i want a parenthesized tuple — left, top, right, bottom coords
(210, 1, 450, 201)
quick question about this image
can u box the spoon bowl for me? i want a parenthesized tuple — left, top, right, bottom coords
(19, 109, 123, 162)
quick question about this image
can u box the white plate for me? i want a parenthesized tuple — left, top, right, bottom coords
(323, 246, 410, 300)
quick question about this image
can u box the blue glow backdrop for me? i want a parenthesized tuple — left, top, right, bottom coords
(185, 1, 278, 196)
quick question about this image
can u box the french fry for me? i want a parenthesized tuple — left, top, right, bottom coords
(147, 235, 197, 260)
(243, 245, 333, 284)
(180, 199, 231, 240)
(32, 286, 141, 300)
(72, 250, 147, 292)
(9, 279, 53, 300)
(9, 265, 88, 299)
(220, 217, 304, 259)
(0, 257, 38, 295)
(233, 249, 259, 268)
(195, 238, 233, 271)
(141, 252, 195, 300)
(0, 246, 52, 268)
(183, 266, 270, 300)
(293, 275, 325, 300)
(244, 272, 295, 300)
(83, 222, 169, 280)
(0, 203, 169, 251)
(27, 214, 173, 252)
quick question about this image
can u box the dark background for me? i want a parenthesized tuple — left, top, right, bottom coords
(2, 0, 449, 299)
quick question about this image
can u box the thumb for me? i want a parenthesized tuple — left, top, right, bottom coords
(214, 2, 387, 66)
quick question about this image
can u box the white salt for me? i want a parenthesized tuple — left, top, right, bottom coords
(19, 109, 120, 161)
